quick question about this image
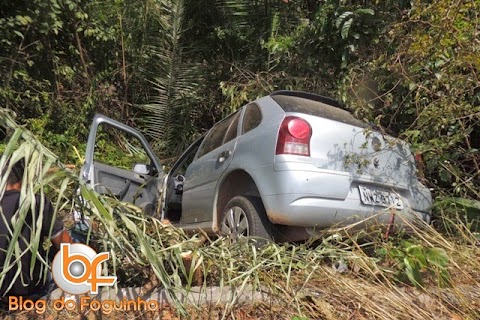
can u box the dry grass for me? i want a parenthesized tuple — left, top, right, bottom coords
(6, 216, 476, 320)
(2, 222, 479, 320)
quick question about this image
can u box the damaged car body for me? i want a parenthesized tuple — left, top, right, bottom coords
(80, 91, 432, 241)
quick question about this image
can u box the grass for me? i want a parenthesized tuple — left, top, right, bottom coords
(3, 219, 479, 319)
(1, 107, 479, 319)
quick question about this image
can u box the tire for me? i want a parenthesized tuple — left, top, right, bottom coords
(220, 195, 274, 242)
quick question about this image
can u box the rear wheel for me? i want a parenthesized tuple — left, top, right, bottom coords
(220, 196, 274, 242)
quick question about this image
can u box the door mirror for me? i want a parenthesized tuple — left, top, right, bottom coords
(133, 163, 150, 175)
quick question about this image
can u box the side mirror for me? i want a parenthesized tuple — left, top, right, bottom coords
(133, 163, 150, 175)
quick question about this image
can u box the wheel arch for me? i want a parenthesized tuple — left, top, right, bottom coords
(213, 169, 262, 231)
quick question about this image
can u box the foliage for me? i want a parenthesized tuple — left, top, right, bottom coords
(140, 0, 205, 160)
(0, 108, 75, 294)
(0, 0, 177, 163)
(339, 0, 480, 204)
(2, 0, 477, 212)
(433, 197, 480, 233)
(377, 239, 450, 287)
(1, 2, 480, 317)
(215, 0, 408, 112)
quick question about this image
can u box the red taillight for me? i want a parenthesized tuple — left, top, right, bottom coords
(276, 116, 312, 156)
(288, 118, 310, 139)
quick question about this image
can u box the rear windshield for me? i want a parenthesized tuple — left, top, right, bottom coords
(271, 95, 367, 128)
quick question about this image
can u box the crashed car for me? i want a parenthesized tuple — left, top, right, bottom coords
(80, 91, 432, 241)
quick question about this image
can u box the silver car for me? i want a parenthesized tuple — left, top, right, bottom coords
(81, 91, 432, 241)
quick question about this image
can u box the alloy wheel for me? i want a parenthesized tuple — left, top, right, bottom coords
(221, 206, 250, 240)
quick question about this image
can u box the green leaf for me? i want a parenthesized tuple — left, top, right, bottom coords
(13, 30, 24, 39)
(336, 11, 353, 28)
(355, 8, 375, 16)
(341, 18, 353, 39)
(439, 169, 451, 182)
(426, 248, 449, 268)
(404, 257, 423, 287)
(68, 2, 76, 11)
(80, 186, 113, 221)
(16, 15, 32, 26)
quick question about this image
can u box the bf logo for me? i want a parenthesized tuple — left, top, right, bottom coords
(52, 243, 117, 294)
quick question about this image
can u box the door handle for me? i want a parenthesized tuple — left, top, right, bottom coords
(136, 174, 148, 181)
(218, 150, 231, 163)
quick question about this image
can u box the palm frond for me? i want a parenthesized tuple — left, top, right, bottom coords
(0, 110, 70, 292)
(138, 0, 206, 158)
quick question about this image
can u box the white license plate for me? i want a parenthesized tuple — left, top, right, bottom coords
(359, 185, 404, 209)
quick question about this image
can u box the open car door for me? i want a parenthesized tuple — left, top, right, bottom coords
(80, 114, 163, 216)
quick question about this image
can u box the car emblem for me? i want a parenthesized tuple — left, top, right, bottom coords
(371, 137, 382, 152)
(373, 158, 380, 168)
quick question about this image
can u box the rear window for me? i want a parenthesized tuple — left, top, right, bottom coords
(242, 103, 262, 134)
(271, 95, 367, 128)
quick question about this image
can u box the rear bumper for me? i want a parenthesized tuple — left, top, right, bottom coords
(251, 163, 432, 230)
(262, 192, 431, 229)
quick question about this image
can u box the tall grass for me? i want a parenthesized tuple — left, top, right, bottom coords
(1, 108, 479, 319)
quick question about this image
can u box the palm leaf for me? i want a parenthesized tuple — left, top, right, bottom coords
(341, 17, 353, 39)
(0, 111, 68, 292)
(139, 0, 205, 158)
(0, 108, 194, 314)
(336, 11, 353, 28)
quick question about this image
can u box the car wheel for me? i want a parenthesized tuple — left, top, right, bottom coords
(220, 196, 274, 242)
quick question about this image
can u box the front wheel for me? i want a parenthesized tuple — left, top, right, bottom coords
(220, 196, 274, 242)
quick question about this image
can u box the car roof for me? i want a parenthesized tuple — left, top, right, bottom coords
(270, 90, 344, 109)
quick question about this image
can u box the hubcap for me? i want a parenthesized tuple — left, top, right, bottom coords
(221, 206, 250, 240)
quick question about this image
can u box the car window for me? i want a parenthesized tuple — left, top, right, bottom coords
(196, 111, 239, 159)
(94, 125, 150, 171)
(223, 111, 241, 144)
(171, 138, 203, 177)
(242, 103, 262, 134)
(271, 94, 367, 128)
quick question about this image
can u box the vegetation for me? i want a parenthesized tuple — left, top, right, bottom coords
(1, 0, 479, 318)
(1, 0, 478, 199)
(340, 1, 480, 221)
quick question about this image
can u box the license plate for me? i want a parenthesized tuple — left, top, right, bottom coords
(359, 185, 404, 209)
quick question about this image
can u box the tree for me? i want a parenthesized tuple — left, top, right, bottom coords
(340, 0, 480, 201)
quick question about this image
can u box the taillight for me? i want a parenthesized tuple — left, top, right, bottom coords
(276, 116, 312, 156)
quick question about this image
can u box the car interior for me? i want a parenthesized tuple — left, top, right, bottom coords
(164, 137, 203, 222)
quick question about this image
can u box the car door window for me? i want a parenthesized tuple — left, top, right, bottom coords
(222, 111, 241, 144)
(196, 111, 239, 159)
(171, 137, 203, 177)
(242, 103, 262, 134)
(94, 125, 150, 170)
